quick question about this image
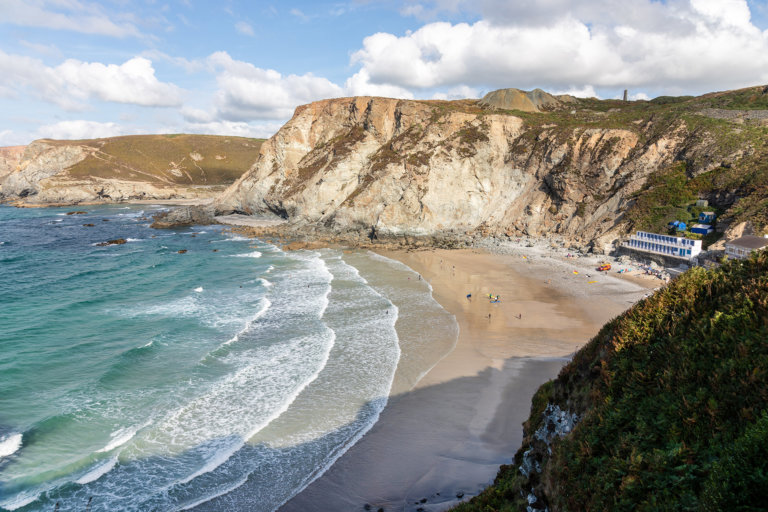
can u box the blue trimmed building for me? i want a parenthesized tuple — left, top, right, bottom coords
(624, 231, 703, 260)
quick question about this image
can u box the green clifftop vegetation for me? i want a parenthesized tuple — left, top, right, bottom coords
(433, 85, 768, 238)
(456, 251, 768, 511)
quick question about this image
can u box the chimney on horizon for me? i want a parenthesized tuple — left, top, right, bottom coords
(623, 89, 628, 102)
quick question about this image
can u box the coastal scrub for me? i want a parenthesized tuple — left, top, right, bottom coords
(455, 252, 768, 511)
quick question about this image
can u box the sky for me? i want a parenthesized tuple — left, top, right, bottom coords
(1, 0, 767, 145)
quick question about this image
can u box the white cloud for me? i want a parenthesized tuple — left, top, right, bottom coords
(180, 120, 284, 139)
(0, 129, 21, 146)
(290, 8, 311, 22)
(345, 68, 415, 98)
(180, 106, 214, 123)
(431, 84, 480, 100)
(206, 51, 344, 121)
(0, 0, 140, 37)
(141, 50, 206, 73)
(54, 57, 183, 107)
(551, 85, 599, 99)
(235, 21, 255, 36)
(36, 120, 124, 140)
(0, 51, 183, 109)
(362, 0, 768, 95)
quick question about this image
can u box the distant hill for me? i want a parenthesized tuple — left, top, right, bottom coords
(479, 87, 573, 112)
(455, 251, 768, 511)
(0, 134, 264, 205)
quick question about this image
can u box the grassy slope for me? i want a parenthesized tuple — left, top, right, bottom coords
(44, 134, 264, 187)
(455, 251, 768, 511)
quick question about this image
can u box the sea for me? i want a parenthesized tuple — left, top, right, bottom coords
(0, 204, 458, 511)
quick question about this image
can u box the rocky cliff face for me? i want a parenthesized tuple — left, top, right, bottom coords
(0, 145, 26, 184)
(217, 92, 755, 251)
(0, 135, 263, 205)
(2, 141, 90, 200)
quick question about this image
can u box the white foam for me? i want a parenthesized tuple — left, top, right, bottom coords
(138, 296, 199, 318)
(259, 278, 272, 288)
(126, 238, 144, 242)
(97, 426, 139, 453)
(0, 491, 40, 511)
(0, 432, 22, 457)
(147, 254, 336, 491)
(185, 252, 398, 510)
(177, 438, 242, 485)
(230, 251, 262, 258)
(194, 286, 204, 293)
(175, 474, 250, 511)
(222, 298, 271, 346)
(211, 234, 250, 243)
(75, 456, 118, 485)
(178, 325, 337, 489)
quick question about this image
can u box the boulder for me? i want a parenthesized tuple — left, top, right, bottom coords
(96, 238, 127, 246)
(150, 205, 216, 229)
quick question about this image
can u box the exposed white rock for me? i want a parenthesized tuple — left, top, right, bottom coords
(217, 96, 691, 247)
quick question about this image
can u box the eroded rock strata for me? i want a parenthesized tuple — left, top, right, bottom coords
(217, 89, 764, 252)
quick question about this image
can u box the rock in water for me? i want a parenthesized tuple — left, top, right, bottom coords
(96, 238, 127, 246)
(150, 205, 215, 229)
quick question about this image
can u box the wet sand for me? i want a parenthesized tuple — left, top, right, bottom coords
(281, 248, 655, 512)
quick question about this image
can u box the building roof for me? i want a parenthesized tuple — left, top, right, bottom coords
(727, 235, 768, 250)
(692, 224, 712, 229)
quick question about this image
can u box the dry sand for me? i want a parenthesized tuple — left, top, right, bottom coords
(281, 248, 657, 512)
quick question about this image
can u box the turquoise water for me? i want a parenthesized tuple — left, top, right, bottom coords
(0, 204, 457, 511)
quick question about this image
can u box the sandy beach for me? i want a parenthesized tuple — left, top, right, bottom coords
(281, 247, 656, 512)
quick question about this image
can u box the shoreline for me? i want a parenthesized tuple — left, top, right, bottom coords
(280, 247, 656, 511)
(2, 197, 216, 208)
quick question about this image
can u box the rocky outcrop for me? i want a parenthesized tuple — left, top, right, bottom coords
(216, 94, 720, 252)
(1, 141, 89, 199)
(150, 204, 216, 228)
(479, 88, 570, 112)
(0, 145, 25, 184)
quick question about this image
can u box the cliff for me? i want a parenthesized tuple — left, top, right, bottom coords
(0, 134, 263, 205)
(217, 86, 768, 251)
(0, 145, 25, 183)
(455, 252, 768, 511)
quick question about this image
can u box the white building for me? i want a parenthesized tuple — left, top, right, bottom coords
(623, 231, 703, 260)
(725, 235, 768, 260)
